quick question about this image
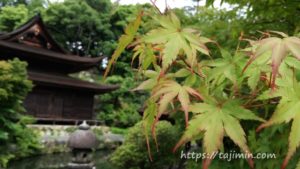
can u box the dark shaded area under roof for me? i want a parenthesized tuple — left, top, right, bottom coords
(28, 71, 118, 94)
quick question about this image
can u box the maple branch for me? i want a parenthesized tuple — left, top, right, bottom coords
(150, 0, 162, 14)
(243, 101, 278, 108)
(180, 58, 205, 78)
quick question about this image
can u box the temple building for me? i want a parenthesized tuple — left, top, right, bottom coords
(0, 15, 118, 123)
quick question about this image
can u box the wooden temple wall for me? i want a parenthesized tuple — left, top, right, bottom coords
(24, 86, 94, 120)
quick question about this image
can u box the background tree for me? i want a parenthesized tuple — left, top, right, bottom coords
(206, 0, 300, 34)
(42, 0, 114, 57)
(0, 5, 29, 32)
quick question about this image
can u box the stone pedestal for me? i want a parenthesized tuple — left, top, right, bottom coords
(67, 121, 99, 169)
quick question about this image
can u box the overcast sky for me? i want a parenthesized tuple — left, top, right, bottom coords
(111, 0, 196, 10)
(110, 0, 231, 11)
(50, 0, 230, 11)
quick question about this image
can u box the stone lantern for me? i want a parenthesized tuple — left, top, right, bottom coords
(67, 121, 99, 169)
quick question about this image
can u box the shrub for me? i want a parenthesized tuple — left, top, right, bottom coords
(110, 121, 183, 169)
(0, 58, 40, 167)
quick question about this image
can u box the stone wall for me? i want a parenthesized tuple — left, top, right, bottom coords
(27, 125, 124, 154)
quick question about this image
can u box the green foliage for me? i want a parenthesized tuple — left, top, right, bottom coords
(110, 121, 183, 169)
(0, 4, 29, 32)
(96, 75, 146, 128)
(203, 49, 246, 88)
(205, 0, 300, 35)
(110, 5, 140, 37)
(177, 7, 243, 50)
(110, 127, 128, 135)
(179, 0, 300, 52)
(0, 59, 40, 168)
(42, 0, 114, 57)
(0, 0, 46, 7)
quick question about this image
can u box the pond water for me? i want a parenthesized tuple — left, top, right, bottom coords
(7, 151, 115, 169)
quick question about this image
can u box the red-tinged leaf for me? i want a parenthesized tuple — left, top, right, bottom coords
(269, 31, 289, 38)
(158, 91, 178, 115)
(151, 81, 202, 118)
(144, 128, 153, 162)
(256, 38, 279, 57)
(200, 36, 215, 43)
(243, 34, 300, 89)
(144, 70, 159, 78)
(175, 68, 191, 77)
(285, 37, 300, 59)
(151, 117, 159, 152)
(151, 86, 178, 151)
(243, 38, 278, 73)
(242, 54, 258, 73)
(132, 79, 156, 91)
(142, 100, 157, 161)
(247, 158, 255, 169)
(184, 86, 204, 100)
(178, 88, 190, 126)
(203, 158, 214, 169)
(270, 41, 287, 89)
(281, 112, 300, 169)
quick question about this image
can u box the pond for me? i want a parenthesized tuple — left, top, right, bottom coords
(7, 151, 115, 169)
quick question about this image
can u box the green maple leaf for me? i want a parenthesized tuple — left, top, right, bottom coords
(243, 50, 271, 91)
(257, 77, 300, 169)
(141, 80, 203, 161)
(132, 43, 156, 70)
(244, 32, 300, 89)
(132, 70, 160, 91)
(173, 99, 264, 169)
(142, 99, 157, 161)
(143, 12, 211, 69)
(204, 49, 246, 87)
(132, 69, 178, 91)
(104, 11, 143, 77)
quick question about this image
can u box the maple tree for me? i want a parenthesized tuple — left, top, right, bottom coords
(105, 8, 300, 169)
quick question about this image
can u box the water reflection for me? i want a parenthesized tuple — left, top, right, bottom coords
(8, 151, 115, 169)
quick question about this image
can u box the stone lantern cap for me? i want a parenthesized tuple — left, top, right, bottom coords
(68, 121, 99, 149)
